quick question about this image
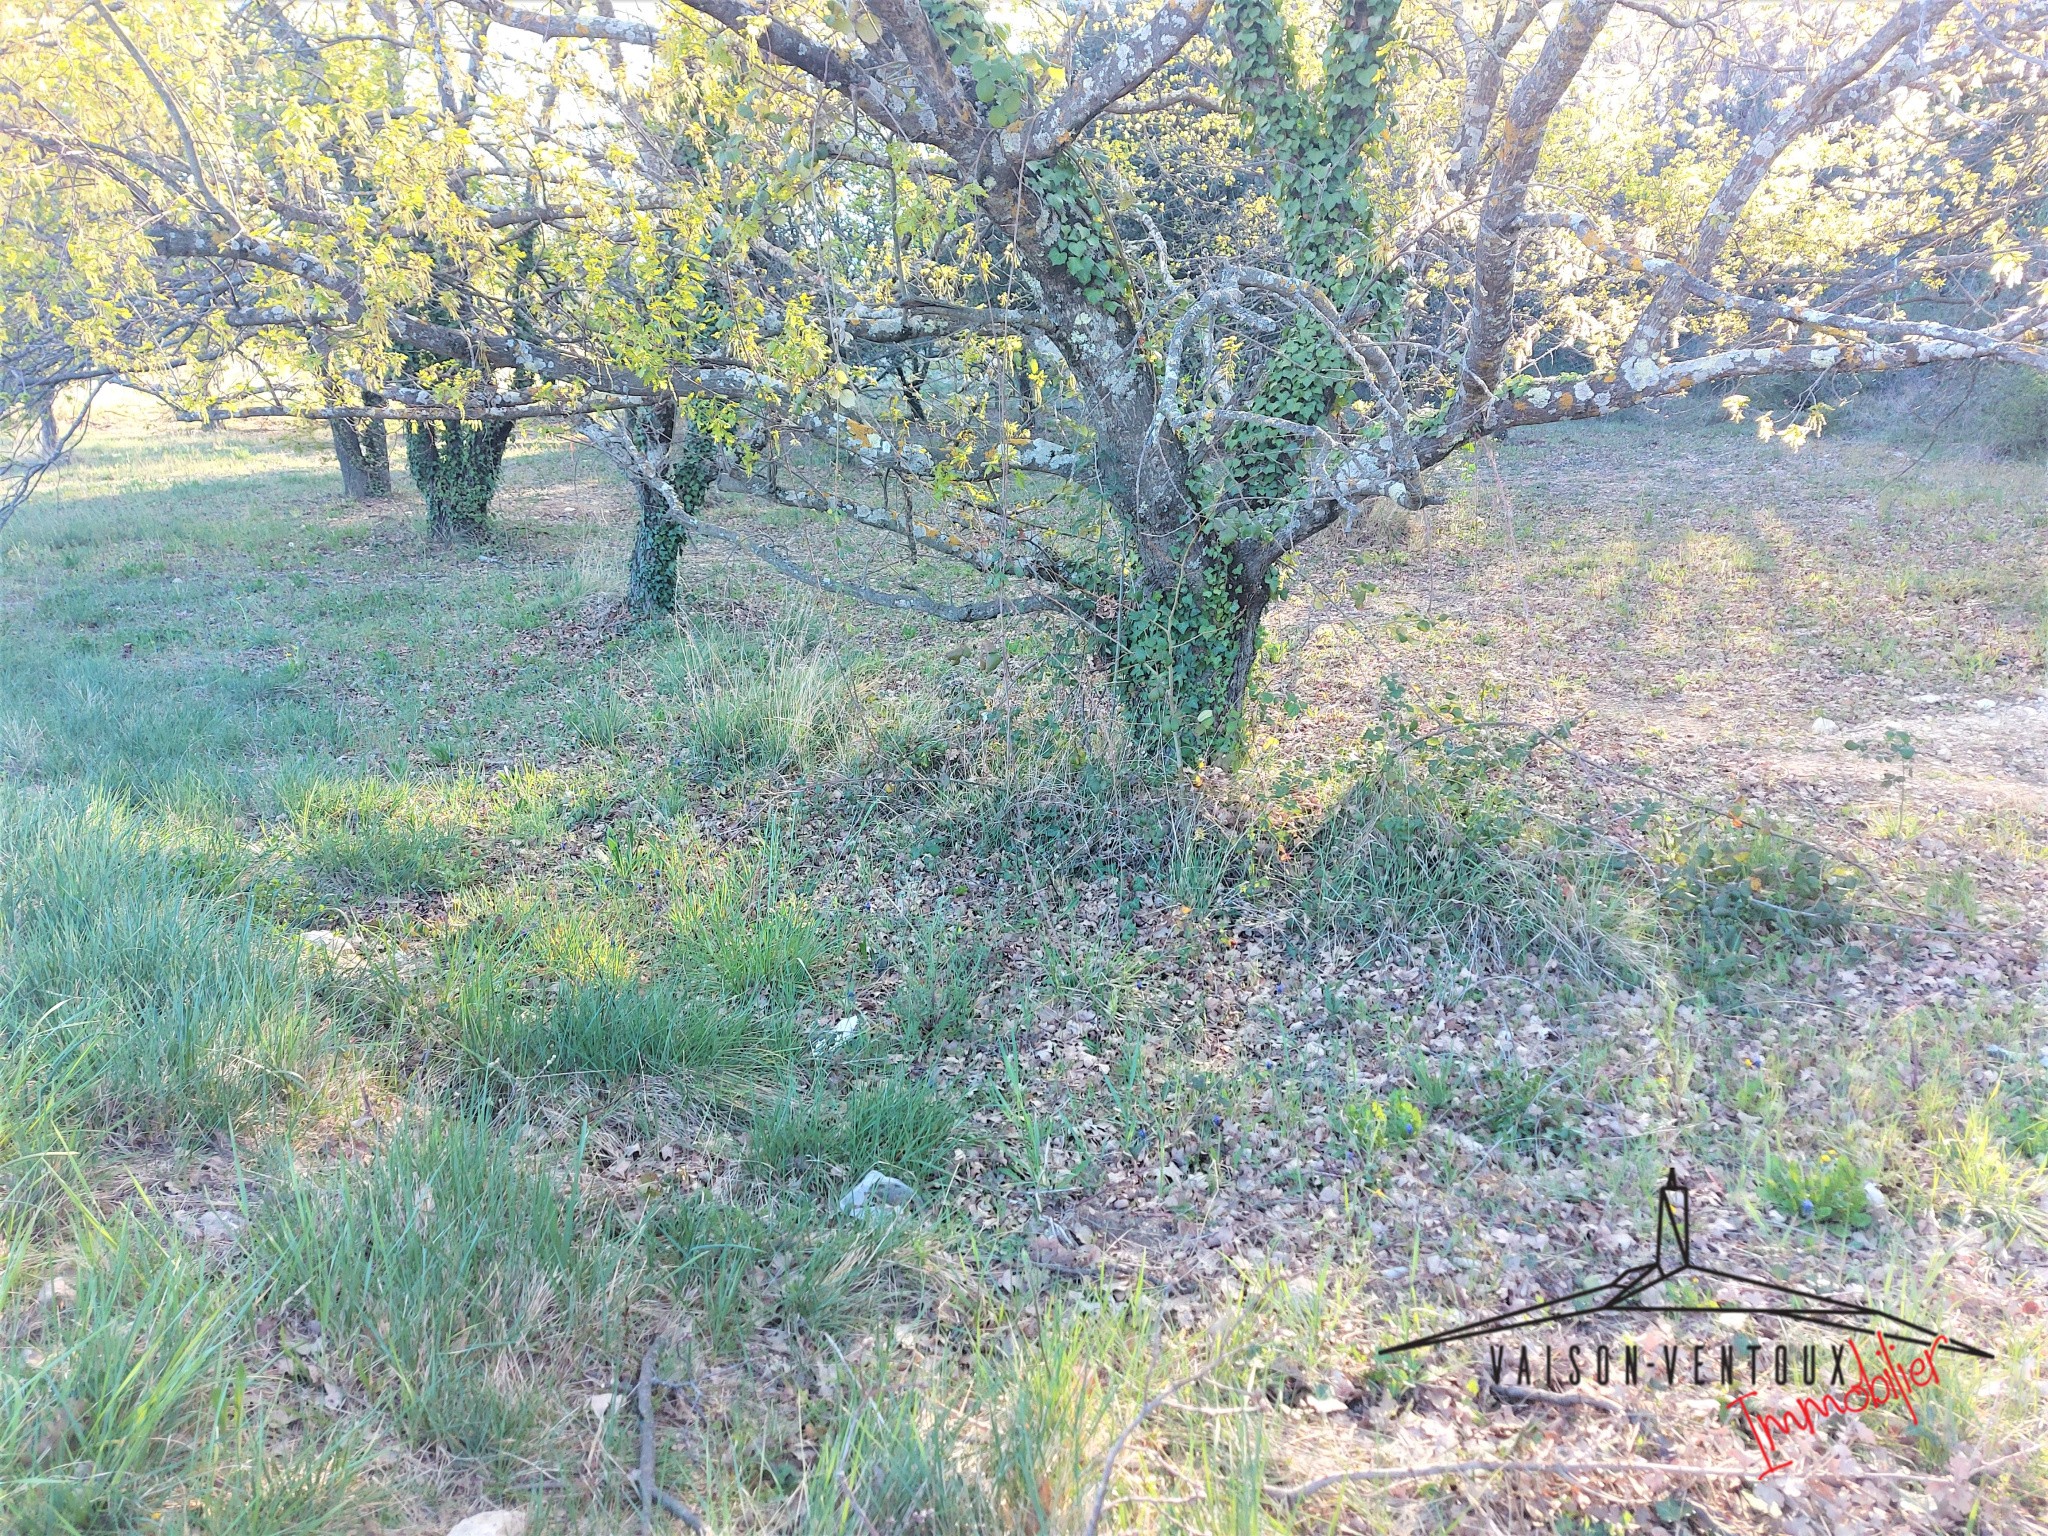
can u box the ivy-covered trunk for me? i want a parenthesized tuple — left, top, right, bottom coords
(1111, 532, 1274, 762)
(625, 403, 711, 617)
(404, 418, 515, 542)
(330, 415, 391, 499)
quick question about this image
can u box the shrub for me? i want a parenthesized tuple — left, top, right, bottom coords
(1651, 815, 1859, 979)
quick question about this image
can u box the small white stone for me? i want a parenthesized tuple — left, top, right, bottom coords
(446, 1513, 527, 1536)
(1810, 717, 1839, 736)
(839, 1169, 915, 1216)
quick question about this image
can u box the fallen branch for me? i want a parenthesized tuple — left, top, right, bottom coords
(1080, 1337, 1249, 1536)
(1269, 1449, 2037, 1503)
(1489, 1380, 1670, 1452)
(631, 1343, 706, 1534)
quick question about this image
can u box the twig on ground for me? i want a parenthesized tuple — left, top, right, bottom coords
(1269, 1458, 1751, 1503)
(1080, 1348, 1236, 1536)
(1487, 1381, 1669, 1449)
(631, 1343, 707, 1534)
(1105, 1489, 1212, 1510)
(835, 1472, 885, 1536)
(1269, 1446, 2043, 1504)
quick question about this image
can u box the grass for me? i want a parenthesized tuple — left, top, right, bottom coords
(748, 1075, 963, 1192)
(280, 771, 482, 897)
(0, 406, 2041, 1530)
(669, 827, 833, 1003)
(657, 615, 854, 777)
(652, 1193, 921, 1350)
(457, 977, 788, 1093)
(0, 1216, 366, 1535)
(0, 787, 328, 1134)
(1293, 696, 1638, 981)
(260, 1111, 629, 1458)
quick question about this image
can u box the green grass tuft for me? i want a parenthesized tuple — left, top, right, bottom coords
(460, 977, 789, 1094)
(279, 772, 480, 897)
(260, 1112, 629, 1457)
(749, 1076, 962, 1193)
(0, 788, 328, 1133)
(670, 829, 832, 1003)
(657, 618, 853, 778)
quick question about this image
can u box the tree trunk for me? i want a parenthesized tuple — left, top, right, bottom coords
(1111, 535, 1273, 763)
(405, 418, 515, 542)
(624, 404, 710, 616)
(332, 419, 372, 498)
(360, 410, 391, 496)
(330, 395, 390, 498)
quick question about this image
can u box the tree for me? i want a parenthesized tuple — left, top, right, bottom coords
(5, 0, 2043, 750)
(405, 418, 515, 540)
(0, 0, 669, 530)
(449, 0, 2048, 755)
(626, 402, 715, 616)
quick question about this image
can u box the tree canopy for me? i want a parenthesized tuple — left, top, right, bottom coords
(4, 0, 2044, 747)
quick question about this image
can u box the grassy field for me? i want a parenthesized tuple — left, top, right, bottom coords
(1, 389, 2044, 1534)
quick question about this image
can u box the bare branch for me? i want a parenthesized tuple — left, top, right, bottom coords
(1019, 0, 1215, 159)
(843, 298, 1057, 344)
(1081, 1353, 1232, 1536)
(1465, 334, 2044, 441)
(1095, 88, 1228, 117)
(580, 417, 1087, 624)
(444, 0, 660, 47)
(767, 480, 1080, 586)
(1448, 0, 1546, 197)
(1613, 0, 1719, 31)
(670, 0, 950, 145)
(1623, 0, 1966, 361)
(863, 0, 980, 144)
(1534, 211, 2048, 369)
